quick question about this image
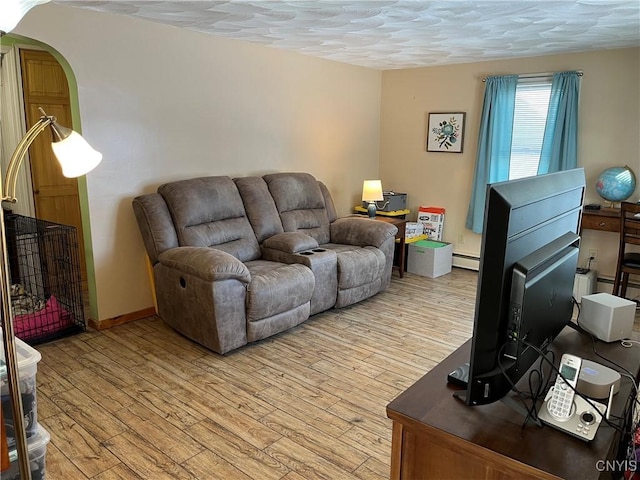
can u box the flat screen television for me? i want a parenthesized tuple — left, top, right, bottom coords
(456, 168, 585, 406)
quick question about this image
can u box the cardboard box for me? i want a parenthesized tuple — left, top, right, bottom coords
(405, 222, 423, 239)
(407, 240, 453, 278)
(417, 206, 445, 240)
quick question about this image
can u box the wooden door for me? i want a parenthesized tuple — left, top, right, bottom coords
(19, 49, 87, 286)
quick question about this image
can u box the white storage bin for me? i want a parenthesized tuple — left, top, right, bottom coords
(1, 330, 42, 445)
(407, 240, 453, 278)
(4, 424, 51, 480)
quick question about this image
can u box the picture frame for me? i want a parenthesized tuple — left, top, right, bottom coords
(426, 112, 466, 153)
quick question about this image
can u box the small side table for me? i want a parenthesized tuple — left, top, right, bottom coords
(371, 216, 407, 278)
(354, 206, 410, 219)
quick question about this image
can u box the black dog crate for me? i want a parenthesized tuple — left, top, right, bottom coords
(3, 213, 86, 344)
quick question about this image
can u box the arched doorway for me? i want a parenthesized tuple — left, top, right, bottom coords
(1, 34, 94, 315)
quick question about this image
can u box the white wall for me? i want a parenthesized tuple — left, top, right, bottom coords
(15, 3, 382, 321)
(380, 48, 640, 282)
(15, 4, 639, 320)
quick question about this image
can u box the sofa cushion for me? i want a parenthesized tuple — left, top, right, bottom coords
(323, 244, 386, 289)
(318, 182, 338, 224)
(234, 176, 284, 243)
(159, 176, 261, 262)
(245, 260, 315, 322)
(264, 173, 331, 244)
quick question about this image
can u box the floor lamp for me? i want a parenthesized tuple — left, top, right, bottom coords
(1, 108, 101, 478)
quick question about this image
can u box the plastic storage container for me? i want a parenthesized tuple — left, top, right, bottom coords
(3, 424, 50, 480)
(407, 240, 453, 278)
(362, 192, 407, 212)
(1, 330, 42, 446)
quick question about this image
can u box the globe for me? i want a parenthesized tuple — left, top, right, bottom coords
(595, 166, 636, 203)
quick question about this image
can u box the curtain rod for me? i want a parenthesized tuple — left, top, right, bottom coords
(482, 71, 584, 82)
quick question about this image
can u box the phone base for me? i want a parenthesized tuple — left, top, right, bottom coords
(538, 387, 606, 442)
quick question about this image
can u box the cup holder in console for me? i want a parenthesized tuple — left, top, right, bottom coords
(299, 248, 327, 256)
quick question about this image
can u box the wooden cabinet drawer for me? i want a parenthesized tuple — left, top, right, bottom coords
(581, 210, 620, 232)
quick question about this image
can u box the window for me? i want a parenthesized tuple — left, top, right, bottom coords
(466, 71, 580, 233)
(509, 80, 552, 180)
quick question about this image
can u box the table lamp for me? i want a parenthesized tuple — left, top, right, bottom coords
(1, 107, 101, 479)
(362, 180, 384, 218)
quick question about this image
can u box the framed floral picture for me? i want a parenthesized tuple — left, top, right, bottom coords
(426, 112, 465, 153)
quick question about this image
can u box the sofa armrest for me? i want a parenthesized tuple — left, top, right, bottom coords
(330, 217, 398, 248)
(158, 247, 251, 283)
(263, 232, 319, 253)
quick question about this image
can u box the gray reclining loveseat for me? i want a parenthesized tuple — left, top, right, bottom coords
(132, 172, 398, 354)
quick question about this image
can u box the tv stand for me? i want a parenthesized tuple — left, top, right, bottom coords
(452, 389, 543, 427)
(387, 326, 639, 480)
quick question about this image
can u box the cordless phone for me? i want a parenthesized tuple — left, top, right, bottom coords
(538, 354, 608, 441)
(547, 354, 581, 419)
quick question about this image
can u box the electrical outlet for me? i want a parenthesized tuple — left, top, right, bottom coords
(588, 249, 598, 263)
(458, 232, 465, 244)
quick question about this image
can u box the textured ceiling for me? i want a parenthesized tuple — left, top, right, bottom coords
(56, 0, 640, 70)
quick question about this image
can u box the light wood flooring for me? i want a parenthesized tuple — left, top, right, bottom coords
(33, 269, 476, 480)
(30, 269, 639, 479)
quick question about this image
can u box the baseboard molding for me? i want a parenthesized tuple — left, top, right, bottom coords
(88, 306, 157, 330)
(594, 276, 639, 299)
(449, 257, 636, 300)
(453, 252, 480, 271)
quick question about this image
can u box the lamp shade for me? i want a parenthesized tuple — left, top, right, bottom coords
(362, 180, 384, 202)
(0, 0, 50, 33)
(51, 130, 103, 178)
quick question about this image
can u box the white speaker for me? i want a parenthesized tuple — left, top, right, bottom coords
(580, 293, 635, 342)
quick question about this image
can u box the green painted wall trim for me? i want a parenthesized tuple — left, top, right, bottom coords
(1, 33, 99, 321)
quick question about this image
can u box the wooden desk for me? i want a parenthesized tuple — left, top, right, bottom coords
(387, 327, 640, 480)
(372, 216, 407, 277)
(582, 207, 621, 233)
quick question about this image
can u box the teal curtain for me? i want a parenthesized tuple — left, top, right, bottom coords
(537, 71, 581, 174)
(465, 75, 518, 233)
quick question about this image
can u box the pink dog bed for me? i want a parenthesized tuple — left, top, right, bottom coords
(14, 295, 74, 342)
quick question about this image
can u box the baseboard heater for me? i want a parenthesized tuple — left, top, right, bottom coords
(595, 276, 640, 291)
(451, 254, 640, 294)
(452, 252, 480, 271)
